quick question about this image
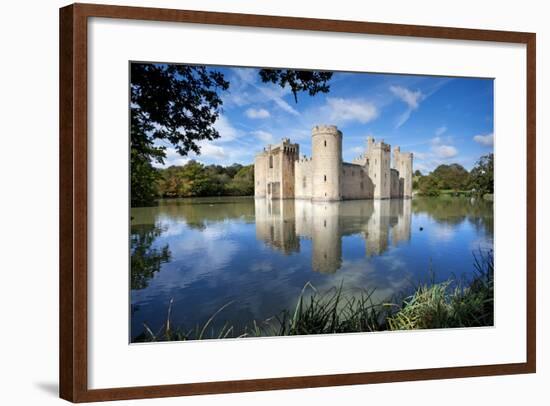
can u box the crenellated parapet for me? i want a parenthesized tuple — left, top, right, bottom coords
(312, 125, 342, 138)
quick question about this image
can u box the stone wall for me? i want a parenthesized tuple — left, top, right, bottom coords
(294, 157, 312, 199)
(341, 163, 373, 199)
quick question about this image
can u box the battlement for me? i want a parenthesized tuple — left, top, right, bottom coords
(312, 125, 342, 137)
(367, 136, 391, 152)
(297, 155, 312, 163)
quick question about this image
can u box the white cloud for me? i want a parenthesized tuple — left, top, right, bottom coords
(213, 115, 240, 142)
(350, 146, 364, 154)
(473, 133, 494, 146)
(199, 143, 228, 160)
(257, 85, 300, 116)
(390, 85, 424, 109)
(245, 108, 270, 119)
(432, 144, 458, 159)
(252, 130, 275, 144)
(325, 97, 379, 124)
(431, 136, 458, 159)
(390, 85, 425, 128)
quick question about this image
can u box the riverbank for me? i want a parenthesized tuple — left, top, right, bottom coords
(134, 250, 493, 342)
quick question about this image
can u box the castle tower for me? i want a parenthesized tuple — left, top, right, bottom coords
(254, 139, 299, 200)
(393, 147, 414, 198)
(365, 136, 391, 199)
(311, 125, 343, 201)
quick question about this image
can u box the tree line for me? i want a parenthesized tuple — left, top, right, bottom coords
(156, 161, 254, 198)
(414, 153, 494, 197)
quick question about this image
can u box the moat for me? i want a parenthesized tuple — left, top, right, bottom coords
(130, 196, 493, 341)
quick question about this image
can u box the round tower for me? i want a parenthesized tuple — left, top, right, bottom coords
(311, 125, 342, 201)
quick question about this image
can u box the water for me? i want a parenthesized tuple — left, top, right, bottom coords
(130, 196, 493, 341)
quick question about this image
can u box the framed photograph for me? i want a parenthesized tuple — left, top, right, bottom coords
(59, 3, 536, 402)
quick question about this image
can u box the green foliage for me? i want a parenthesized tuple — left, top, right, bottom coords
(431, 163, 470, 190)
(259, 69, 333, 103)
(157, 161, 255, 198)
(417, 175, 440, 196)
(130, 63, 229, 206)
(413, 156, 493, 198)
(414, 169, 423, 177)
(468, 153, 494, 196)
(388, 250, 493, 330)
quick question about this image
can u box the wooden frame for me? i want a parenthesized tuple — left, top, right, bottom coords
(59, 3, 536, 402)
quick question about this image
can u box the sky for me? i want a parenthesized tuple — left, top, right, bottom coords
(156, 66, 494, 174)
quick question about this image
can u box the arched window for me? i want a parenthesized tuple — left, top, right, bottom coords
(269, 155, 273, 168)
(324, 175, 327, 182)
(324, 140, 327, 147)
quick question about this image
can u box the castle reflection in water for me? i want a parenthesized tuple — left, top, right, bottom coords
(254, 198, 411, 274)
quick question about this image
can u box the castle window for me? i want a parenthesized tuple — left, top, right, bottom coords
(324, 175, 327, 182)
(375, 159, 377, 164)
(324, 220, 327, 228)
(269, 155, 273, 168)
(324, 140, 327, 147)
(303, 177, 307, 188)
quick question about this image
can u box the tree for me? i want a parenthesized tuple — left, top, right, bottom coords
(469, 153, 494, 196)
(414, 169, 423, 177)
(431, 163, 470, 190)
(259, 69, 333, 103)
(417, 176, 440, 196)
(131, 64, 229, 206)
(131, 64, 333, 206)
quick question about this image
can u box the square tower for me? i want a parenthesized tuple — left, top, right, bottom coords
(365, 136, 391, 199)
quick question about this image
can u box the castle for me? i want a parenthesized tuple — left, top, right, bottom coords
(254, 125, 413, 201)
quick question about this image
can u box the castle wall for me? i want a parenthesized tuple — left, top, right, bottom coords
(294, 157, 312, 199)
(390, 168, 401, 198)
(341, 163, 373, 200)
(311, 125, 342, 201)
(254, 154, 267, 197)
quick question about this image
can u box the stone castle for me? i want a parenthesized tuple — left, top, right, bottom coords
(254, 125, 413, 201)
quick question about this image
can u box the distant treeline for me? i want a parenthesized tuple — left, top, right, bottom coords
(413, 153, 493, 197)
(157, 161, 254, 199)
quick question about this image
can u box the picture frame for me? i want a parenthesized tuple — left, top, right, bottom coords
(59, 3, 536, 402)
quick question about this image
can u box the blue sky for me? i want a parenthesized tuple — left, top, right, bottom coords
(157, 66, 494, 174)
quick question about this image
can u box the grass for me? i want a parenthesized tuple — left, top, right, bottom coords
(134, 250, 494, 342)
